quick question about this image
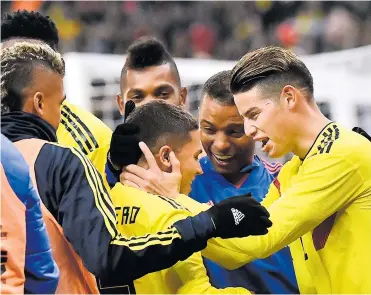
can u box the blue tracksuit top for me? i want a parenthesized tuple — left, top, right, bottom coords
(1, 133, 59, 294)
(190, 155, 299, 294)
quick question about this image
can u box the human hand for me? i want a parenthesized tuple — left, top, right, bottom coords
(120, 141, 182, 198)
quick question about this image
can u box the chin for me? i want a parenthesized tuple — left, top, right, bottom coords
(180, 184, 192, 195)
(268, 146, 286, 159)
(210, 160, 234, 175)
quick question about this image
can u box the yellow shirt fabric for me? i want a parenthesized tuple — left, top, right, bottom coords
(176, 123, 371, 294)
(111, 184, 250, 294)
(57, 101, 112, 177)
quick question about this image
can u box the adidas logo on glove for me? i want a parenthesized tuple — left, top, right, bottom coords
(231, 208, 245, 225)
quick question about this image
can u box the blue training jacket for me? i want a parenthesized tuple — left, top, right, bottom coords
(1, 134, 59, 294)
(190, 155, 299, 294)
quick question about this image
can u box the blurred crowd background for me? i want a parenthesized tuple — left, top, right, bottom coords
(2, 1, 371, 60)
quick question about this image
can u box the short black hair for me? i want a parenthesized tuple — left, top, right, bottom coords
(125, 100, 198, 154)
(120, 37, 180, 88)
(230, 46, 314, 100)
(1, 10, 59, 50)
(201, 70, 235, 106)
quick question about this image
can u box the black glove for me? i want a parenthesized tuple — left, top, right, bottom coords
(124, 100, 136, 122)
(353, 127, 371, 142)
(205, 193, 272, 239)
(107, 101, 142, 180)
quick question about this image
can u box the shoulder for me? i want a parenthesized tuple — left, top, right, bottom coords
(61, 101, 112, 143)
(309, 123, 371, 170)
(111, 184, 192, 230)
(111, 184, 187, 214)
(276, 156, 301, 181)
(38, 142, 95, 174)
(0, 135, 34, 202)
(1, 134, 27, 170)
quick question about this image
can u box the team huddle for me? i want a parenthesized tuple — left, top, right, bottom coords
(1, 10, 371, 295)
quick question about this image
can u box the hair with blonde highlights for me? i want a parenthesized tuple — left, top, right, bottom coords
(1, 41, 65, 113)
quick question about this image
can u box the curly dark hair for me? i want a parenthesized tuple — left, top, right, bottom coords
(1, 10, 59, 50)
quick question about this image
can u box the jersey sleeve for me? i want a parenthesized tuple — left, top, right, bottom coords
(35, 144, 216, 282)
(172, 195, 252, 270)
(57, 102, 112, 178)
(261, 178, 281, 208)
(144, 200, 250, 295)
(174, 252, 250, 294)
(202, 153, 364, 269)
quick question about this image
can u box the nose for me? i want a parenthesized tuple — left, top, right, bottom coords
(212, 132, 231, 152)
(195, 161, 203, 175)
(244, 119, 257, 138)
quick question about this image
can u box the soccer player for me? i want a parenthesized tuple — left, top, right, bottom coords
(1, 10, 112, 176)
(174, 46, 371, 294)
(191, 70, 298, 294)
(116, 36, 187, 115)
(0, 134, 59, 294)
(110, 101, 250, 294)
(108, 36, 197, 187)
(0, 41, 271, 293)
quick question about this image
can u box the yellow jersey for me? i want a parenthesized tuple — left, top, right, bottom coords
(110, 184, 250, 294)
(176, 123, 371, 294)
(57, 101, 112, 177)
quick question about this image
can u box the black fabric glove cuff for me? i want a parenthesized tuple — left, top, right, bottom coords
(106, 151, 122, 184)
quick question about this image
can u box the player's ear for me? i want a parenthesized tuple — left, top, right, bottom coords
(33, 92, 44, 116)
(280, 85, 296, 110)
(179, 87, 187, 107)
(158, 145, 173, 171)
(116, 93, 125, 115)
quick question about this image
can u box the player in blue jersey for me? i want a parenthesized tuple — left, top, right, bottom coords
(190, 71, 298, 294)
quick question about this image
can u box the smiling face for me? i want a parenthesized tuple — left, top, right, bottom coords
(199, 96, 255, 179)
(233, 86, 297, 158)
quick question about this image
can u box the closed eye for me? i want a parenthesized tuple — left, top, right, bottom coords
(249, 113, 259, 121)
(201, 126, 215, 134)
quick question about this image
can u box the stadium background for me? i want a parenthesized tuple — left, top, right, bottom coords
(2, 0, 371, 162)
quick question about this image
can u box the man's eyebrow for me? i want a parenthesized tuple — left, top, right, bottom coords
(200, 119, 214, 125)
(243, 107, 261, 118)
(127, 88, 144, 93)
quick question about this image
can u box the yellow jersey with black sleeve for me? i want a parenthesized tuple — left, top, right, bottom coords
(57, 101, 112, 177)
(176, 122, 371, 294)
(110, 184, 250, 294)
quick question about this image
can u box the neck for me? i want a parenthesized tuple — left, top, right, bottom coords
(223, 171, 249, 185)
(292, 103, 331, 159)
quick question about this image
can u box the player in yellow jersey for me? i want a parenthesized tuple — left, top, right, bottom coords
(111, 101, 251, 294)
(162, 46, 371, 294)
(57, 101, 112, 176)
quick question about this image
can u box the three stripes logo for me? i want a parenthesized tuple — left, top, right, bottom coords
(60, 104, 99, 155)
(318, 124, 339, 154)
(231, 208, 245, 225)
